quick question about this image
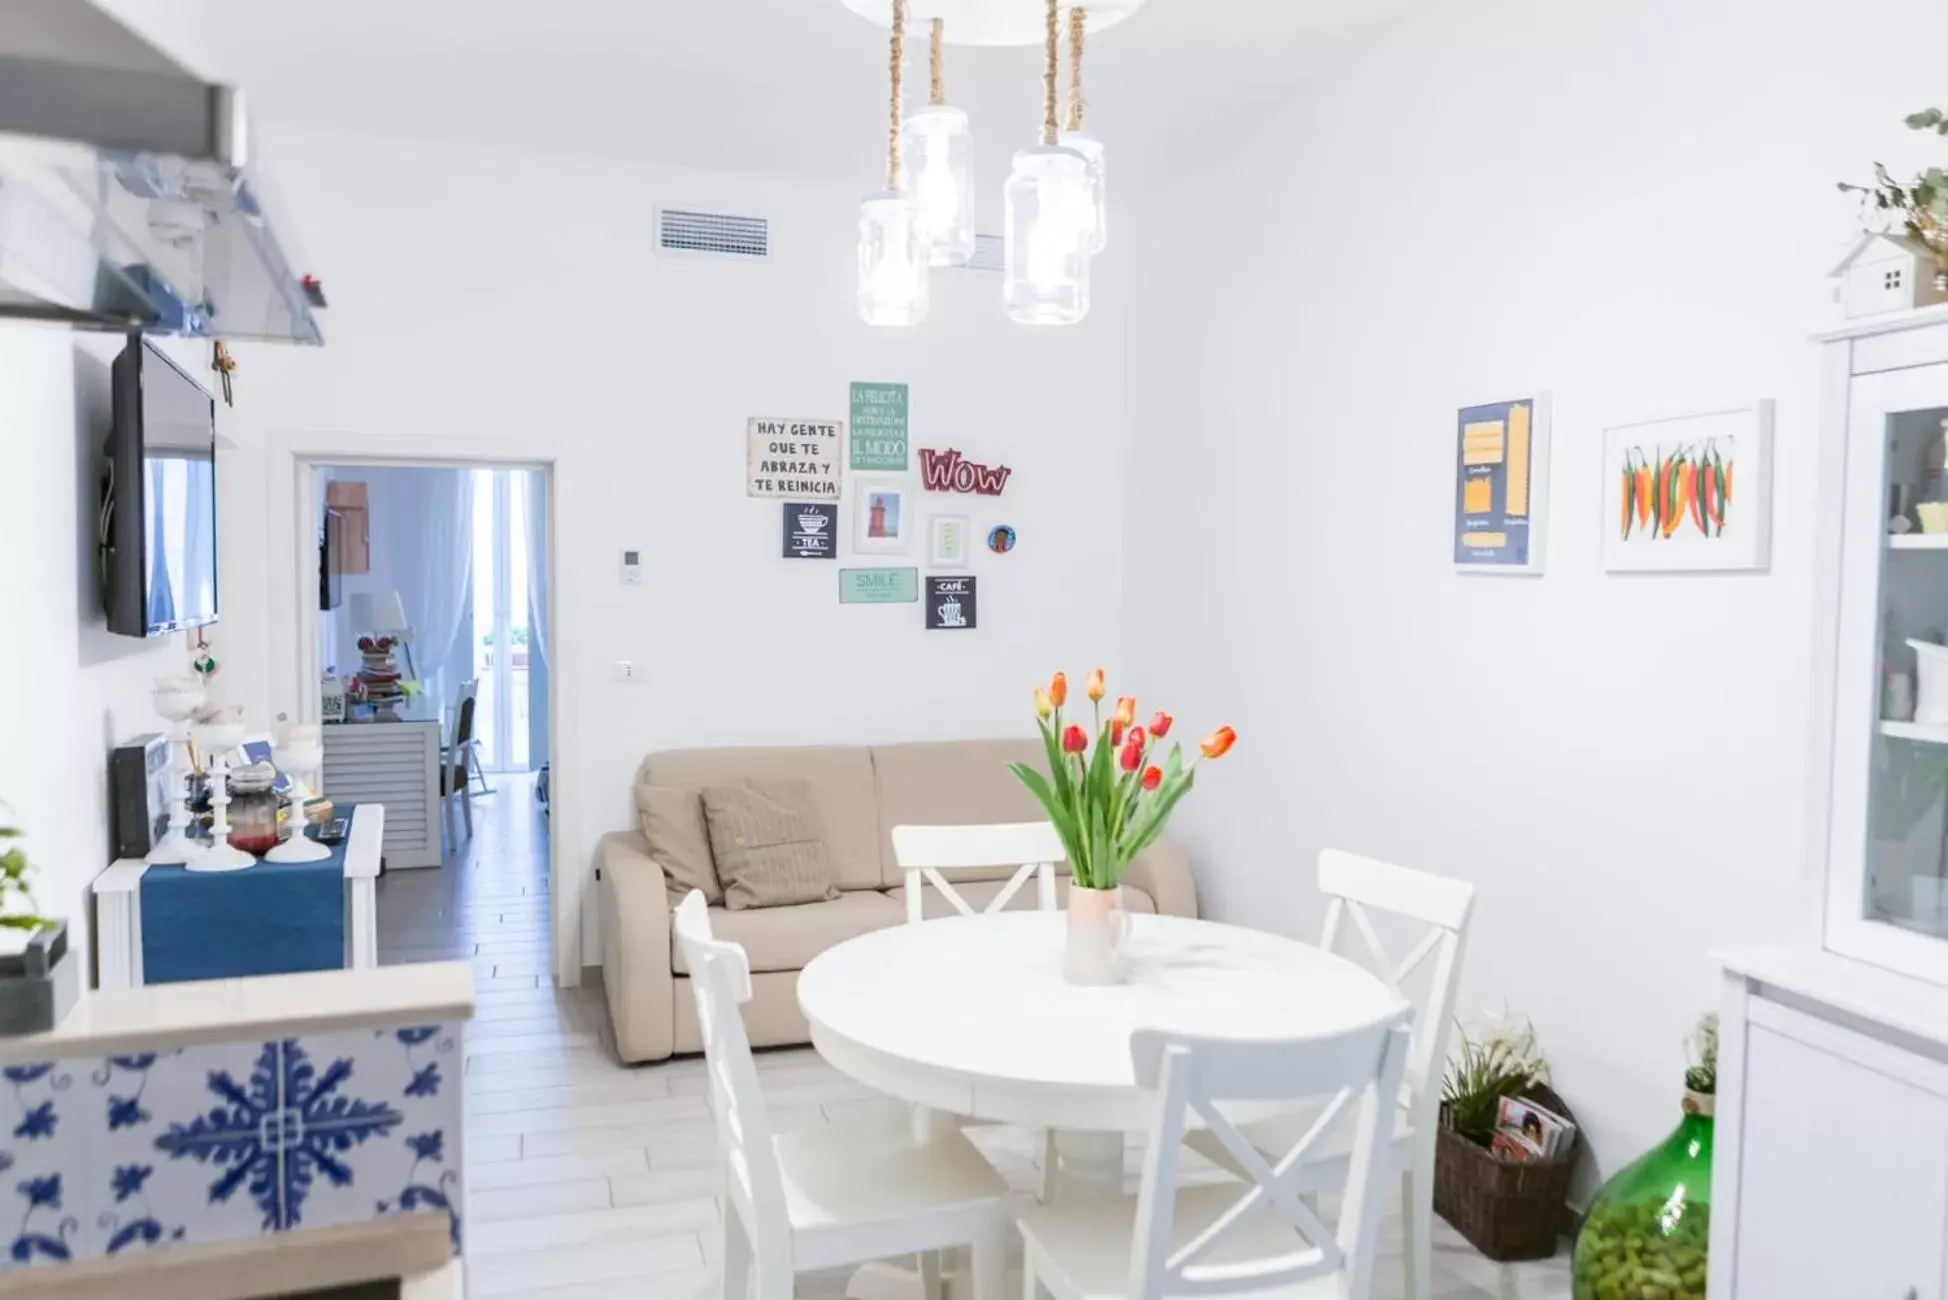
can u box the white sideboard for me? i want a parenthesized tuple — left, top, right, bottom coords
(324, 717, 442, 868)
(1712, 948, 1948, 1300)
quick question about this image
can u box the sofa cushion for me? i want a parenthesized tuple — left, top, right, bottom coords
(634, 784, 723, 906)
(888, 876, 1158, 920)
(670, 890, 905, 975)
(642, 746, 883, 890)
(871, 738, 1054, 888)
(703, 782, 840, 911)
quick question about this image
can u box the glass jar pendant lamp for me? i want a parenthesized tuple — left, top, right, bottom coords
(857, 0, 929, 326)
(1004, 0, 1092, 324)
(901, 18, 975, 267)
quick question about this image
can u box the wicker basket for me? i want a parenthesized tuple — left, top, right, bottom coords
(1432, 1085, 1580, 1262)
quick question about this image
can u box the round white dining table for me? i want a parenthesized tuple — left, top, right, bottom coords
(798, 910, 1405, 1198)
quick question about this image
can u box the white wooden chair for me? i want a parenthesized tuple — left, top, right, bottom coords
(890, 821, 1062, 923)
(891, 821, 1064, 1199)
(1018, 1013, 1414, 1300)
(673, 892, 1011, 1300)
(1184, 848, 1475, 1300)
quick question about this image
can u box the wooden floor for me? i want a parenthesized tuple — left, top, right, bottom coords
(375, 773, 1573, 1299)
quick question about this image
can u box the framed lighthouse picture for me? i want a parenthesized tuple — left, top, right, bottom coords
(852, 476, 914, 555)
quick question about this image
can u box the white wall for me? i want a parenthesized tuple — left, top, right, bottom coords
(0, 324, 216, 963)
(1122, 0, 1948, 1181)
(216, 123, 1130, 971)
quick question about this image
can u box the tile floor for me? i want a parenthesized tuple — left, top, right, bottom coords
(376, 772, 1573, 1299)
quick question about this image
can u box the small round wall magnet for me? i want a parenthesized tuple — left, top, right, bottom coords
(987, 525, 1016, 554)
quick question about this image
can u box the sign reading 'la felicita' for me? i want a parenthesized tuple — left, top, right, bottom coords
(747, 418, 842, 499)
(850, 382, 908, 471)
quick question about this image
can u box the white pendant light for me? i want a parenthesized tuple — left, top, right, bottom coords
(857, 0, 929, 326)
(1003, 146, 1091, 324)
(1004, 0, 1092, 324)
(1059, 7, 1107, 254)
(901, 18, 976, 267)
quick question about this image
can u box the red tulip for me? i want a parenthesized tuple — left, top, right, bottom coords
(1049, 672, 1068, 708)
(1120, 738, 1143, 773)
(1141, 766, 1163, 791)
(1062, 724, 1088, 754)
(1111, 720, 1125, 748)
(1150, 711, 1173, 739)
(1085, 668, 1105, 703)
(1113, 695, 1137, 728)
(1127, 726, 1146, 751)
(1199, 726, 1238, 759)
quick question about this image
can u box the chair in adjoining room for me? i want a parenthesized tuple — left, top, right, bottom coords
(1184, 848, 1476, 1300)
(439, 678, 481, 847)
(1017, 1012, 1414, 1300)
(673, 891, 1011, 1300)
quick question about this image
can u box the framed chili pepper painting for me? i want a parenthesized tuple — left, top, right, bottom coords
(1454, 393, 1551, 574)
(1601, 402, 1774, 572)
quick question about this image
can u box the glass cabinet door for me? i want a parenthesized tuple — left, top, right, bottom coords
(1828, 362, 1948, 982)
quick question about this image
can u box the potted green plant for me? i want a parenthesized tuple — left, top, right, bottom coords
(1838, 107, 1948, 289)
(1009, 668, 1235, 985)
(0, 813, 78, 1034)
(1434, 1012, 1581, 1260)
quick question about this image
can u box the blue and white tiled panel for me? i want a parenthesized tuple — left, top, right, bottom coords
(0, 1022, 463, 1273)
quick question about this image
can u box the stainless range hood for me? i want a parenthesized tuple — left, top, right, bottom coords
(0, 0, 323, 344)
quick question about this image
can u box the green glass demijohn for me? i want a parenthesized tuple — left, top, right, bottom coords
(1571, 1015, 1717, 1300)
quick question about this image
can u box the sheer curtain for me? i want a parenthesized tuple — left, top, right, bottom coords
(523, 470, 550, 770)
(392, 467, 475, 711)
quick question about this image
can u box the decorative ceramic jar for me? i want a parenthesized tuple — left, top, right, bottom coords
(1571, 1090, 1713, 1300)
(1064, 885, 1129, 986)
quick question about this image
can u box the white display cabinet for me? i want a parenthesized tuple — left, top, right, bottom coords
(1816, 303, 1948, 982)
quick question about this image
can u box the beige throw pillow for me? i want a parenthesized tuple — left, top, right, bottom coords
(701, 781, 839, 911)
(635, 784, 723, 906)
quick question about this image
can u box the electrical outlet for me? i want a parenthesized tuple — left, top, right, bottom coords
(613, 660, 638, 683)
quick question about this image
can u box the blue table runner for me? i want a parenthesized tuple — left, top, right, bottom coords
(140, 816, 351, 984)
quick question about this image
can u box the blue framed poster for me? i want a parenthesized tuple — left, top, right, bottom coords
(1453, 393, 1550, 574)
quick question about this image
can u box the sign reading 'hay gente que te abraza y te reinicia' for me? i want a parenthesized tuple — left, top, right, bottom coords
(747, 417, 842, 499)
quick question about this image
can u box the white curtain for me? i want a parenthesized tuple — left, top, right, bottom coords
(391, 467, 475, 710)
(523, 470, 550, 769)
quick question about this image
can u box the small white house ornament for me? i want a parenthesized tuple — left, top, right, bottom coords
(1832, 231, 1948, 318)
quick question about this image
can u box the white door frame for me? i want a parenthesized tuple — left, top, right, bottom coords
(267, 427, 586, 986)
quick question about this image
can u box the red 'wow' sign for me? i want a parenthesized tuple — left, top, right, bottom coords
(920, 448, 1012, 496)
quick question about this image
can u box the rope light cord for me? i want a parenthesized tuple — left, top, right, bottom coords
(1066, 8, 1085, 132)
(887, 0, 907, 191)
(1041, 0, 1060, 146)
(930, 18, 945, 107)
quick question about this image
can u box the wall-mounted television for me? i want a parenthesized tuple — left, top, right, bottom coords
(99, 335, 219, 638)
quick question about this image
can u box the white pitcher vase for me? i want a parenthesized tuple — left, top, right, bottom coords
(1064, 884, 1130, 986)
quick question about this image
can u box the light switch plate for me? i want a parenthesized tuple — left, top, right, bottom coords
(620, 549, 643, 584)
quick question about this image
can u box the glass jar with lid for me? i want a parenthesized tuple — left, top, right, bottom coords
(226, 762, 281, 856)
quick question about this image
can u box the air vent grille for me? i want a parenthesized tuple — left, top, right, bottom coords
(657, 209, 769, 259)
(962, 234, 1003, 273)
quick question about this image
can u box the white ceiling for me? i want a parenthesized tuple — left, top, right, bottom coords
(185, 0, 1435, 198)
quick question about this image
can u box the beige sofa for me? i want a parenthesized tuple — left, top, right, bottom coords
(597, 738, 1199, 1063)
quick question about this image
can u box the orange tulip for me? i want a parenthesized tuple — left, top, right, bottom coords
(1111, 720, 1125, 748)
(1199, 726, 1237, 759)
(1034, 687, 1052, 720)
(1048, 672, 1068, 708)
(1149, 711, 1173, 739)
(1141, 766, 1163, 791)
(1085, 668, 1105, 702)
(1061, 724, 1088, 754)
(1113, 695, 1136, 728)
